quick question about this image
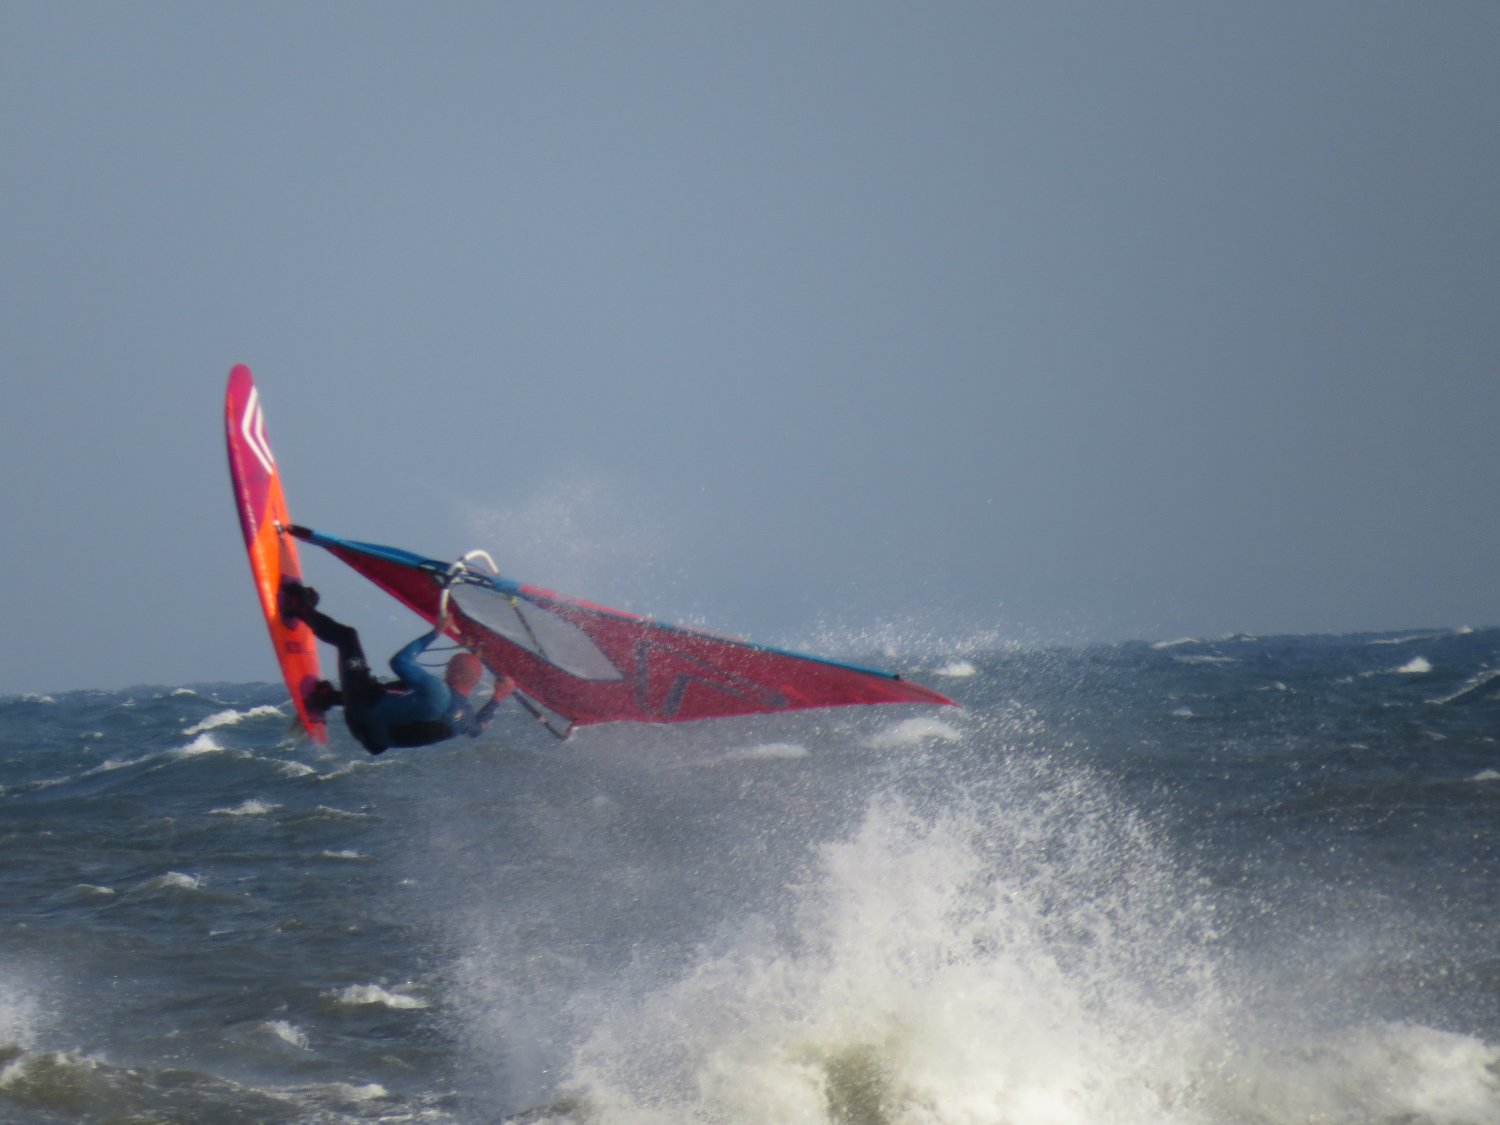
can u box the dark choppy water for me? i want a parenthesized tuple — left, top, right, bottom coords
(4, 627, 1500, 1123)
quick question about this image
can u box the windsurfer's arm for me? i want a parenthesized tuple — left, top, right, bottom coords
(474, 675, 515, 728)
(388, 631, 449, 710)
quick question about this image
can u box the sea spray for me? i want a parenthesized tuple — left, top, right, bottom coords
(532, 759, 1229, 1123)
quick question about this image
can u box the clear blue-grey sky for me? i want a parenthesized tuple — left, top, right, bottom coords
(2, 3, 1497, 694)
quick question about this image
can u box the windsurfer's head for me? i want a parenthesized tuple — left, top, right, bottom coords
(445, 652, 484, 696)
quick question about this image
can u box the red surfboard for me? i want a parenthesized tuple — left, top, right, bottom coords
(224, 365, 327, 742)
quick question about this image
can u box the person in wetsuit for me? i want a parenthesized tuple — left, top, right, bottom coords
(280, 581, 513, 755)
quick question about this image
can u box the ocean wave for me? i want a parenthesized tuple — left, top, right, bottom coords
(209, 799, 279, 817)
(321, 1081, 391, 1104)
(543, 788, 1224, 1123)
(0, 1045, 305, 1120)
(524, 784, 1500, 1125)
(1369, 631, 1450, 646)
(258, 1020, 310, 1050)
(0, 1049, 97, 1102)
(138, 871, 205, 894)
(174, 733, 224, 757)
(1397, 657, 1433, 675)
(317, 849, 371, 861)
(184, 705, 284, 736)
(1431, 668, 1500, 705)
(330, 984, 429, 1010)
(300, 805, 370, 822)
(316, 761, 366, 782)
(88, 756, 137, 773)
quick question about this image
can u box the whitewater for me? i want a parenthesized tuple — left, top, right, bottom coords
(3, 626, 1500, 1123)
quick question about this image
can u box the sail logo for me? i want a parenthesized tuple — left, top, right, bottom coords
(632, 638, 790, 718)
(240, 386, 277, 476)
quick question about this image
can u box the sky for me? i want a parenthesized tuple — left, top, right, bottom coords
(1, 2, 1497, 694)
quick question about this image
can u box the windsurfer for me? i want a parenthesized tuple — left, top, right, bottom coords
(278, 581, 513, 754)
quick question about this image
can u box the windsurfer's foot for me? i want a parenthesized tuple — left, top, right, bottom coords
(307, 680, 342, 711)
(279, 581, 320, 624)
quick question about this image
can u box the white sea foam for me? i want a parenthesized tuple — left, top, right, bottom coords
(1397, 657, 1433, 675)
(18, 693, 55, 704)
(1173, 654, 1237, 666)
(142, 871, 204, 893)
(175, 733, 224, 757)
(280, 761, 317, 778)
(185, 705, 284, 736)
(548, 786, 1226, 1123)
(0, 1049, 86, 1093)
(1151, 637, 1200, 650)
(332, 984, 429, 1010)
(935, 659, 978, 678)
(1222, 1022, 1500, 1123)
(1470, 770, 1500, 783)
(22, 774, 72, 793)
(502, 776, 1500, 1125)
(305, 805, 370, 821)
(1369, 632, 1446, 646)
(209, 799, 279, 817)
(328, 1082, 390, 1103)
(319, 849, 370, 861)
(82, 754, 149, 776)
(865, 716, 963, 749)
(261, 1019, 310, 1049)
(1431, 668, 1500, 705)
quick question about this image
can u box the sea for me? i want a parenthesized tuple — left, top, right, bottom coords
(4, 625, 1500, 1124)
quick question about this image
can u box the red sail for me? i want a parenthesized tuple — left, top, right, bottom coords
(292, 527, 954, 730)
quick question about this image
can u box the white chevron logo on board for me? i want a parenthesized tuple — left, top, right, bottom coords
(240, 386, 276, 476)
